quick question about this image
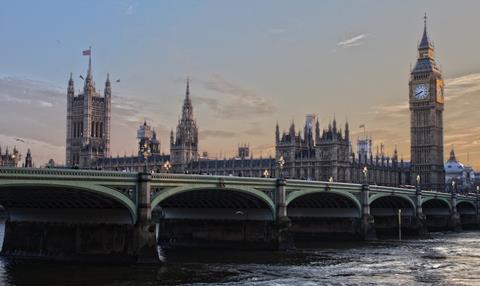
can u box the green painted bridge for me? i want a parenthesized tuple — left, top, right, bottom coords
(0, 167, 478, 262)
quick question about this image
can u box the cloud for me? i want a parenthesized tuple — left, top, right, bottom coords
(125, 1, 137, 15)
(195, 75, 276, 119)
(336, 33, 369, 48)
(444, 73, 480, 101)
(199, 129, 236, 140)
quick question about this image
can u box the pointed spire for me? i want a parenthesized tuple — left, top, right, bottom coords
(449, 146, 456, 161)
(419, 13, 432, 50)
(275, 121, 280, 143)
(186, 76, 190, 97)
(68, 72, 75, 95)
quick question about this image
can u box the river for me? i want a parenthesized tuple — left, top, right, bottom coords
(0, 231, 478, 285)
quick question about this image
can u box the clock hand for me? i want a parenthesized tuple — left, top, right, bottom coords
(415, 91, 422, 96)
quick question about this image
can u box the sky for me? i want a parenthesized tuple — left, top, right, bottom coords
(1, 1, 480, 168)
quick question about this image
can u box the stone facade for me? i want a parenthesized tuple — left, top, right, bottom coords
(66, 52, 111, 168)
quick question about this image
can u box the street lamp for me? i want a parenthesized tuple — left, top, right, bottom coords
(163, 160, 172, 173)
(362, 166, 368, 184)
(416, 174, 420, 186)
(263, 169, 270, 178)
(277, 155, 285, 179)
(140, 143, 151, 172)
(451, 180, 456, 193)
(328, 176, 334, 183)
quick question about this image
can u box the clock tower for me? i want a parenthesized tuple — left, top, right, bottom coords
(409, 15, 445, 191)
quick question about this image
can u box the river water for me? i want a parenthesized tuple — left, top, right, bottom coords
(0, 231, 479, 285)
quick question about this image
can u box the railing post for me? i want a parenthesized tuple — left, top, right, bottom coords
(133, 172, 159, 263)
(275, 178, 293, 250)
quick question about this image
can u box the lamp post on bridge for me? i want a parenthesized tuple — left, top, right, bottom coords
(140, 143, 151, 173)
(362, 166, 368, 185)
(263, 169, 270, 178)
(416, 175, 423, 217)
(163, 160, 172, 174)
(360, 166, 375, 240)
(277, 156, 285, 179)
(274, 155, 292, 250)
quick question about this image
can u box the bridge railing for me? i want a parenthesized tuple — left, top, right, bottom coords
(0, 167, 138, 179)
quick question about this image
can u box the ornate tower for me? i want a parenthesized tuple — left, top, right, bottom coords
(66, 49, 111, 168)
(170, 78, 199, 172)
(409, 15, 445, 191)
(24, 149, 32, 168)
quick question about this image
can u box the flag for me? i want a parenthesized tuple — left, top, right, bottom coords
(359, 124, 365, 129)
(82, 48, 91, 56)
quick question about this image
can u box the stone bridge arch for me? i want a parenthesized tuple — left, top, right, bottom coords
(151, 184, 276, 249)
(369, 193, 416, 216)
(369, 193, 417, 236)
(0, 181, 137, 224)
(456, 200, 476, 213)
(151, 185, 275, 221)
(286, 189, 361, 217)
(285, 189, 362, 241)
(421, 197, 451, 216)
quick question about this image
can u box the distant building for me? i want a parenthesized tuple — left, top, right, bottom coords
(95, 121, 169, 172)
(137, 121, 160, 157)
(444, 148, 476, 193)
(65, 51, 111, 168)
(0, 146, 21, 167)
(24, 149, 32, 168)
(357, 137, 372, 163)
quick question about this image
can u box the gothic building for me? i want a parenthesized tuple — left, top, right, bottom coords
(274, 116, 410, 185)
(94, 121, 169, 172)
(170, 78, 199, 172)
(409, 15, 445, 191)
(137, 121, 161, 157)
(66, 52, 111, 168)
(89, 17, 448, 190)
(0, 146, 21, 167)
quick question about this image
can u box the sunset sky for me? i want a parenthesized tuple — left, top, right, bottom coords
(1, 1, 480, 168)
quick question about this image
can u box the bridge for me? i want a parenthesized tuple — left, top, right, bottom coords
(0, 167, 478, 263)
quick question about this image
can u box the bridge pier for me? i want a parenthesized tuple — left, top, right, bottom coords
(359, 183, 376, 240)
(274, 178, 294, 250)
(133, 173, 159, 263)
(413, 187, 428, 236)
(477, 195, 480, 228)
(449, 192, 462, 231)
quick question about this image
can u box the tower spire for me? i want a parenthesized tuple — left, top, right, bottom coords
(419, 13, 432, 50)
(186, 77, 190, 97)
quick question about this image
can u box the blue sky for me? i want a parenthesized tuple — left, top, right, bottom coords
(1, 1, 480, 167)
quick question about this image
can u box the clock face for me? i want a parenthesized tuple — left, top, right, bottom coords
(414, 84, 429, 100)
